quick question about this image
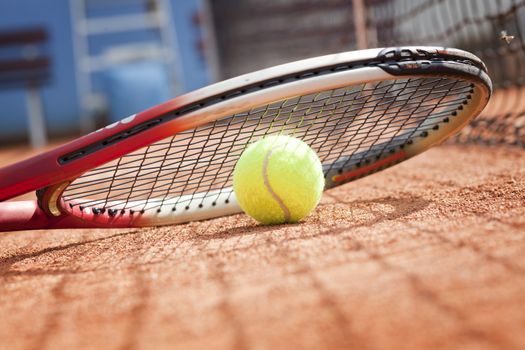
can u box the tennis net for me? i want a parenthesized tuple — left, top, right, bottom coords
(366, 0, 525, 146)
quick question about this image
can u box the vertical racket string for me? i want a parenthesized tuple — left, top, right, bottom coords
(353, 79, 414, 165)
(331, 80, 400, 167)
(172, 111, 243, 209)
(307, 86, 363, 156)
(317, 83, 372, 170)
(139, 136, 178, 213)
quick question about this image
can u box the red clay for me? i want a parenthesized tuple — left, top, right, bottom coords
(0, 144, 524, 350)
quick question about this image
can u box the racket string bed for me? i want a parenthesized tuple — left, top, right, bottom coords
(61, 76, 473, 215)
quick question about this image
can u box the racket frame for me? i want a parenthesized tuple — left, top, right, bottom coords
(0, 46, 492, 230)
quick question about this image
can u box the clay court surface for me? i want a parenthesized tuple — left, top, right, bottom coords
(0, 143, 524, 350)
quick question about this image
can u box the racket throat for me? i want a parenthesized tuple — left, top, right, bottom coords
(36, 181, 70, 217)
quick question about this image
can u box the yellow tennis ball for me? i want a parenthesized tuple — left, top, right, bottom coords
(233, 135, 324, 225)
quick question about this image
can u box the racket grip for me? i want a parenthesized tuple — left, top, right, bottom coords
(0, 201, 99, 232)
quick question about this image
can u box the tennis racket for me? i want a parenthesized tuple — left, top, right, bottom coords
(0, 46, 492, 232)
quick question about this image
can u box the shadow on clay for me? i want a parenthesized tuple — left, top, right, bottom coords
(198, 193, 431, 241)
(0, 194, 430, 277)
(0, 230, 139, 276)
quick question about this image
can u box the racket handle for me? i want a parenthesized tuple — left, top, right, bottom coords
(0, 201, 97, 232)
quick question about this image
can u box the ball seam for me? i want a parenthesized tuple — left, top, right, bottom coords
(262, 146, 291, 222)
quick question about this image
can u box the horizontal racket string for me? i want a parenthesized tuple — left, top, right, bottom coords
(61, 77, 473, 214)
(64, 103, 458, 201)
(67, 81, 466, 187)
(66, 99, 460, 191)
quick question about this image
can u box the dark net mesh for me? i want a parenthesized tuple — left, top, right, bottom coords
(367, 0, 525, 146)
(62, 77, 473, 213)
(208, 0, 524, 147)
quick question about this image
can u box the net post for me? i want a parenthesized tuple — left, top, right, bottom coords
(352, 0, 368, 50)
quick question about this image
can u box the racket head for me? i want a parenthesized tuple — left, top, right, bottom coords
(0, 46, 492, 229)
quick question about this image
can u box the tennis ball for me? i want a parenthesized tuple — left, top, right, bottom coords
(233, 135, 324, 225)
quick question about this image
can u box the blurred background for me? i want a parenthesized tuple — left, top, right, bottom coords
(0, 0, 523, 147)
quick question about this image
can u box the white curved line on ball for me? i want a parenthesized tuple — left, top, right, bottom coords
(262, 146, 291, 222)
